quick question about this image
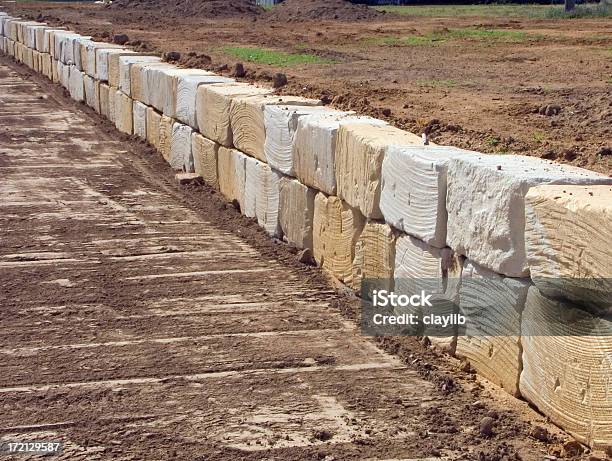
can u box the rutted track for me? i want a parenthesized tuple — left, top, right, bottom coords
(0, 59, 567, 460)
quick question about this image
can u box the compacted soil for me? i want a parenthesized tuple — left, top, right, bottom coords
(5, 0, 612, 174)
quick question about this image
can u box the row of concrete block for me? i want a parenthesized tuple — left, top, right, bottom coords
(1, 13, 610, 449)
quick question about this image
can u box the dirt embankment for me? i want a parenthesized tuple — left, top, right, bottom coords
(265, 0, 387, 22)
(109, 0, 264, 18)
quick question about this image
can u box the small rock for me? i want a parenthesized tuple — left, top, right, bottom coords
(175, 172, 202, 185)
(165, 51, 181, 62)
(562, 440, 584, 457)
(597, 146, 611, 156)
(232, 62, 246, 78)
(215, 64, 229, 72)
(320, 94, 332, 105)
(486, 410, 499, 420)
(382, 107, 392, 117)
(297, 248, 316, 265)
(530, 425, 550, 442)
(272, 72, 288, 89)
(563, 149, 578, 161)
(113, 33, 129, 45)
(459, 359, 472, 373)
(313, 430, 333, 442)
(607, 445, 612, 457)
(479, 416, 495, 437)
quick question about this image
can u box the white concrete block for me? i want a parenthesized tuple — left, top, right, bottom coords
(256, 165, 283, 237)
(381, 145, 479, 248)
(336, 122, 422, 219)
(152, 67, 212, 118)
(99, 83, 110, 119)
(352, 221, 397, 292)
(146, 107, 162, 149)
(230, 94, 321, 161)
(115, 90, 133, 135)
(133, 101, 148, 140)
(107, 86, 117, 124)
(244, 155, 262, 219)
(68, 66, 84, 102)
(83, 74, 99, 112)
(196, 82, 272, 147)
(130, 62, 174, 106)
(83, 41, 122, 78)
(158, 115, 174, 162)
(119, 54, 161, 97)
(263, 105, 334, 176)
(191, 132, 219, 189)
(170, 122, 194, 172)
(446, 154, 611, 277)
(72, 36, 92, 71)
(175, 73, 233, 129)
(95, 48, 134, 82)
(279, 178, 317, 250)
(525, 185, 612, 313)
(218, 147, 246, 209)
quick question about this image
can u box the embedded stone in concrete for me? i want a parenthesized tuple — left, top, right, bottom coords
(456, 260, 531, 397)
(133, 100, 148, 140)
(520, 286, 612, 449)
(230, 94, 321, 161)
(175, 73, 233, 129)
(313, 193, 365, 285)
(279, 178, 316, 250)
(197, 82, 272, 148)
(191, 132, 219, 189)
(146, 107, 162, 149)
(446, 154, 611, 277)
(335, 122, 421, 219)
(525, 184, 612, 313)
(381, 145, 479, 248)
(115, 90, 133, 135)
(263, 105, 332, 176)
(170, 122, 194, 172)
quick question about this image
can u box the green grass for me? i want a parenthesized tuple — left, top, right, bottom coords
(541, 2, 612, 18)
(222, 46, 332, 67)
(367, 27, 537, 48)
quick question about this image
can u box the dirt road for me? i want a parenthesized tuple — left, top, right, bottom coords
(0, 58, 575, 460)
(5, 1, 612, 174)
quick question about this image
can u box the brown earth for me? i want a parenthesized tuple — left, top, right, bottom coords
(5, 0, 611, 174)
(109, 0, 264, 19)
(265, 0, 386, 22)
(1, 56, 592, 460)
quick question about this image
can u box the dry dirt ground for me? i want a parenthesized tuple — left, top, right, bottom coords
(4, 1, 612, 174)
(0, 57, 594, 460)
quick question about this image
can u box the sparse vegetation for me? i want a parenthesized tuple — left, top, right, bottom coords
(374, 3, 552, 18)
(223, 46, 332, 67)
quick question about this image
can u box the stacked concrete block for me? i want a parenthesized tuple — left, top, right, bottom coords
(115, 90, 133, 135)
(151, 67, 213, 118)
(99, 83, 111, 119)
(279, 178, 316, 250)
(130, 62, 175, 107)
(381, 145, 479, 248)
(255, 165, 283, 237)
(446, 154, 611, 277)
(72, 36, 92, 71)
(146, 107, 162, 149)
(352, 222, 397, 293)
(456, 260, 531, 397)
(108, 50, 147, 87)
(83, 74, 99, 112)
(41, 53, 52, 80)
(336, 122, 421, 219)
(95, 48, 134, 82)
(175, 73, 234, 129)
(218, 147, 246, 209)
(133, 101, 148, 140)
(118, 54, 161, 97)
(263, 105, 332, 176)
(313, 193, 365, 285)
(68, 66, 85, 102)
(244, 156, 263, 218)
(158, 115, 174, 162)
(170, 122, 194, 172)
(525, 185, 611, 313)
(230, 94, 320, 161)
(520, 286, 612, 449)
(107, 86, 117, 124)
(196, 82, 272, 147)
(191, 133, 219, 189)
(83, 41, 123, 78)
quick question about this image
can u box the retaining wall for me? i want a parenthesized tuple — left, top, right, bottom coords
(1, 13, 610, 449)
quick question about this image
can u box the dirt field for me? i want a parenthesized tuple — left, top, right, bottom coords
(4, 0, 611, 174)
(0, 52, 592, 460)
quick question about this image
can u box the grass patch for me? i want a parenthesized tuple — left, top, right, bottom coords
(541, 3, 612, 18)
(374, 4, 553, 18)
(532, 131, 547, 143)
(223, 46, 332, 67)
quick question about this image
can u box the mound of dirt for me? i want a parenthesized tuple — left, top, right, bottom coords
(266, 0, 385, 22)
(109, 0, 263, 19)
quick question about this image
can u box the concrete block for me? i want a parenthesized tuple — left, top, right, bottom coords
(279, 178, 316, 250)
(520, 286, 612, 448)
(107, 86, 117, 124)
(130, 61, 174, 106)
(115, 90, 133, 135)
(158, 115, 174, 162)
(446, 154, 611, 277)
(218, 147, 246, 209)
(170, 122, 194, 172)
(263, 105, 333, 176)
(336, 122, 422, 219)
(108, 51, 154, 87)
(230, 94, 320, 161)
(83, 74, 99, 112)
(146, 107, 162, 149)
(196, 82, 272, 147)
(68, 66, 84, 102)
(99, 83, 110, 118)
(83, 41, 123, 78)
(525, 185, 612, 313)
(119, 54, 161, 97)
(175, 73, 233, 129)
(72, 36, 91, 71)
(381, 145, 479, 248)
(456, 260, 531, 397)
(244, 155, 262, 218)
(313, 193, 365, 285)
(352, 221, 397, 293)
(255, 164, 283, 237)
(95, 48, 133, 82)
(151, 67, 213, 118)
(40, 52, 52, 79)
(133, 100, 148, 140)
(191, 132, 219, 189)
(43, 28, 66, 55)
